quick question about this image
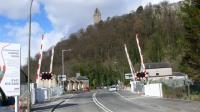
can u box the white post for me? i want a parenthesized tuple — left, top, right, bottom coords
(124, 44, 136, 80)
(135, 34, 145, 72)
(36, 35, 45, 85)
(49, 47, 54, 73)
(49, 47, 54, 88)
(15, 96, 19, 112)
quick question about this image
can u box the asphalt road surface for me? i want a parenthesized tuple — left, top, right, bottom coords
(33, 90, 200, 112)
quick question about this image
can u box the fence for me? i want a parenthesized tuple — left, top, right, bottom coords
(130, 81, 144, 93)
(19, 84, 29, 112)
(35, 86, 64, 103)
(49, 86, 63, 99)
(158, 80, 200, 100)
(190, 81, 200, 100)
(149, 79, 186, 87)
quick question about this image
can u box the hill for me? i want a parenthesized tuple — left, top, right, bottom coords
(23, 1, 199, 88)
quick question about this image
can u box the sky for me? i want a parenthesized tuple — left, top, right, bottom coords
(0, 0, 181, 65)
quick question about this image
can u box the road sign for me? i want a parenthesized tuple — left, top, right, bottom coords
(0, 42, 20, 96)
(125, 73, 133, 80)
(58, 75, 66, 81)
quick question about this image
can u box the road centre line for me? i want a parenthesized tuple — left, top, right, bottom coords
(92, 93, 113, 112)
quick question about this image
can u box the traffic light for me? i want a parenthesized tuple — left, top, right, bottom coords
(41, 72, 53, 80)
(136, 72, 148, 80)
(47, 73, 52, 80)
(41, 72, 45, 80)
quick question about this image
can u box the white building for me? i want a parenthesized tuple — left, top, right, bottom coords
(93, 8, 101, 24)
(145, 62, 187, 81)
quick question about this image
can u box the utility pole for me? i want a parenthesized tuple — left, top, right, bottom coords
(61, 49, 72, 87)
(27, 0, 34, 111)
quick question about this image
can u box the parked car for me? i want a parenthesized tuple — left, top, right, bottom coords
(83, 87, 90, 92)
(109, 85, 117, 91)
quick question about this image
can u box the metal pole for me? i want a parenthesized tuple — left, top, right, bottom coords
(188, 83, 190, 100)
(27, 0, 33, 111)
(15, 96, 18, 112)
(62, 50, 64, 87)
(61, 49, 72, 87)
(62, 50, 64, 76)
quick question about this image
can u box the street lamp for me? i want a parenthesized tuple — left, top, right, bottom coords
(27, 0, 34, 112)
(62, 49, 72, 75)
(61, 49, 72, 87)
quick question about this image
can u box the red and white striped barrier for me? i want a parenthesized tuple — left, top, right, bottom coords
(136, 33, 145, 72)
(36, 34, 45, 84)
(49, 47, 54, 73)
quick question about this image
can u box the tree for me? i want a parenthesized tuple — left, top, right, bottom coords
(22, 3, 188, 85)
(181, 0, 200, 80)
(136, 6, 144, 14)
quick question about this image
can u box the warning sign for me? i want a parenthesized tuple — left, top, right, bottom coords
(0, 42, 20, 96)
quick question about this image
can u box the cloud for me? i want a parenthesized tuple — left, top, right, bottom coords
(41, 0, 181, 35)
(0, 0, 40, 19)
(4, 22, 43, 65)
(3, 21, 64, 65)
(44, 31, 64, 50)
(41, 0, 138, 34)
(0, 0, 182, 65)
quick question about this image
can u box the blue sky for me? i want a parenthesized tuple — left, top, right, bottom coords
(0, 0, 181, 65)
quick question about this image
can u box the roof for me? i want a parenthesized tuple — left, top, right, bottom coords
(172, 72, 187, 76)
(76, 76, 88, 80)
(145, 62, 171, 69)
(68, 77, 80, 82)
(94, 8, 101, 15)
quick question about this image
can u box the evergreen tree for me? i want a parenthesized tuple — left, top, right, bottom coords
(181, 0, 200, 80)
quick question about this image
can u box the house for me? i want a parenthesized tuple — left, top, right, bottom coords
(145, 62, 172, 81)
(66, 73, 89, 92)
(66, 77, 79, 91)
(171, 72, 188, 80)
(76, 75, 89, 90)
(145, 62, 188, 81)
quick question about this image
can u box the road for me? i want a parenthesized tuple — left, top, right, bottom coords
(32, 90, 200, 112)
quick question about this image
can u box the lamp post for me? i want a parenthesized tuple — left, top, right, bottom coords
(61, 49, 72, 86)
(27, 0, 34, 112)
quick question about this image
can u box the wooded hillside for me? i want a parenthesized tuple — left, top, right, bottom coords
(23, 0, 200, 88)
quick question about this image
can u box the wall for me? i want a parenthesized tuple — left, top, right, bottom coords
(144, 83, 163, 97)
(146, 68, 172, 76)
(148, 75, 186, 81)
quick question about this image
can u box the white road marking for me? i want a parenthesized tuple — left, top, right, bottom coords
(115, 92, 145, 101)
(115, 92, 133, 102)
(92, 93, 113, 112)
(52, 94, 75, 112)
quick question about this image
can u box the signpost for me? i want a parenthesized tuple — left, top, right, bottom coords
(0, 42, 21, 112)
(58, 75, 66, 87)
(125, 73, 133, 80)
(58, 75, 66, 82)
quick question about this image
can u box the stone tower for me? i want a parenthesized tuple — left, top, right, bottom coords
(93, 8, 101, 24)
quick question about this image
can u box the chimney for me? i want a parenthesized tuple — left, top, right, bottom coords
(76, 73, 80, 78)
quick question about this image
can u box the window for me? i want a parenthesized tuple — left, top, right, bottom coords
(156, 73, 159, 76)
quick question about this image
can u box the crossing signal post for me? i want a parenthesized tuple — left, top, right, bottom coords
(40, 72, 53, 88)
(136, 72, 148, 81)
(41, 72, 53, 80)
